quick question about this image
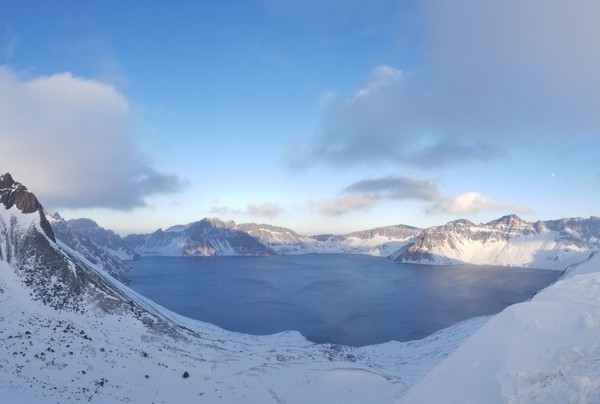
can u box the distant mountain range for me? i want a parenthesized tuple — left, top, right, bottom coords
(48, 211, 600, 271)
(119, 218, 421, 257)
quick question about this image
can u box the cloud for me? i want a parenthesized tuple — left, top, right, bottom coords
(0, 67, 184, 210)
(211, 202, 285, 219)
(313, 175, 531, 217)
(342, 175, 440, 201)
(309, 194, 377, 216)
(427, 192, 533, 216)
(289, 0, 600, 169)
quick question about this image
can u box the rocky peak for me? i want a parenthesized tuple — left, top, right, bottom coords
(487, 214, 526, 227)
(0, 173, 55, 242)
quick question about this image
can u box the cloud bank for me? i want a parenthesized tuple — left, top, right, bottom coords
(289, 0, 600, 169)
(312, 175, 530, 217)
(211, 202, 285, 219)
(0, 67, 184, 210)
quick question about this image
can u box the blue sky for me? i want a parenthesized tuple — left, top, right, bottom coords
(1, 0, 599, 235)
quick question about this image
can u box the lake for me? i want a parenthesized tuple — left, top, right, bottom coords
(127, 254, 560, 347)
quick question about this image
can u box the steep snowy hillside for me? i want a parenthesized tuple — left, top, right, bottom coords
(123, 218, 275, 256)
(391, 214, 600, 270)
(0, 173, 485, 402)
(49, 213, 132, 283)
(400, 253, 600, 403)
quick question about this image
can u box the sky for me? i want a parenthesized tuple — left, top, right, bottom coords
(1, 0, 599, 235)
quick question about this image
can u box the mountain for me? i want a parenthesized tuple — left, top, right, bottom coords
(391, 214, 600, 270)
(66, 217, 140, 260)
(310, 224, 422, 256)
(0, 173, 171, 320)
(123, 217, 275, 256)
(234, 222, 313, 254)
(48, 213, 133, 283)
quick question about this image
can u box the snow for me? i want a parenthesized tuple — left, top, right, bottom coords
(399, 253, 600, 403)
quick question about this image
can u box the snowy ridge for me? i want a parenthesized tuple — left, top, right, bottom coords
(392, 214, 600, 270)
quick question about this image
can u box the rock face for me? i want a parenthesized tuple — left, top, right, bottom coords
(391, 214, 600, 270)
(123, 218, 275, 256)
(0, 173, 55, 241)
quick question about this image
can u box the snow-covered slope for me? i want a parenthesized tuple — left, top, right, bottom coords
(391, 214, 600, 270)
(399, 252, 600, 403)
(0, 173, 486, 402)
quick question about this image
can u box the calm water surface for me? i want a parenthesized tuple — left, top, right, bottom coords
(127, 255, 560, 346)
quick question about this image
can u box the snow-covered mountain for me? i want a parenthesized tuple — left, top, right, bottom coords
(0, 173, 171, 319)
(310, 224, 422, 256)
(391, 214, 600, 270)
(48, 213, 134, 283)
(66, 217, 140, 260)
(123, 217, 275, 256)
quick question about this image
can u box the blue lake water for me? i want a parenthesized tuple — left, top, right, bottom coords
(127, 254, 560, 347)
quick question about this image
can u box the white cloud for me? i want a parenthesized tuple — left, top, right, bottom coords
(210, 202, 285, 219)
(289, 0, 600, 169)
(315, 175, 531, 217)
(246, 203, 285, 218)
(0, 67, 183, 210)
(309, 194, 377, 216)
(342, 175, 440, 201)
(428, 192, 532, 216)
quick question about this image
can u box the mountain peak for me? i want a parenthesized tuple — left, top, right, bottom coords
(0, 173, 55, 241)
(0, 172, 42, 214)
(486, 214, 529, 229)
(0, 172, 16, 189)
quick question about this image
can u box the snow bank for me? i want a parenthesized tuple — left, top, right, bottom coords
(399, 257, 600, 403)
